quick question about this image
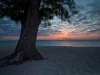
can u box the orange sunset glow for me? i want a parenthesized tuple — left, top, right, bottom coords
(0, 29, 100, 40)
(37, 33, 100, 40)
(1, 31, 100, 40)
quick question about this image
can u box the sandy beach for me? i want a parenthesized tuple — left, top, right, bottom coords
(0, 45, 100, 75)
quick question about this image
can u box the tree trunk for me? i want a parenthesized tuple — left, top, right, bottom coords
(6, 0, 44, 63)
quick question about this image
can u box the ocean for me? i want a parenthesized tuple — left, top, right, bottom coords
(0, 40, 100, 47)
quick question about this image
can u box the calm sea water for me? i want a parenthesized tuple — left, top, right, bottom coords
(0, 40, 100, 47)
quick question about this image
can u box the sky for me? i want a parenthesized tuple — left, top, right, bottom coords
(0, 0, 100, 40)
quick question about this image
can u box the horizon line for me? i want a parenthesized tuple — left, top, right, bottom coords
(0, 39, 100, 41)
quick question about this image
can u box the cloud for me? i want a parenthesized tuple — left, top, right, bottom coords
(86, 1, 100, 18)
(38, 24, 62, 36)
(88, 28, 100, 34)
(0, 20, 13, 25)
(68, 0, 100, 35)
(0, 19, 21, 37)
(78, 16, 88, 22)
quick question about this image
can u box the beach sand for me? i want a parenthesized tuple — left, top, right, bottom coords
(0, 45, 100, 75)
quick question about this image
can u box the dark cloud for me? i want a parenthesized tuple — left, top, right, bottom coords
(38, 29, 51, 36)
(88, 29, 100, 33)
(82, 20, 91, 24)
(87, 1, 100, 9)
(78, 16, 88, 22)
(38, 25, 62, 36)
(0, 20, 13, 25)
(0, 19, 20, 38)
(85, 1, 100, 18)
(68, 0, 100, 35)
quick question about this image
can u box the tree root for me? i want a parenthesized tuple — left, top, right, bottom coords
(0, 51, 44, 67)
(0, 59, 19, 67)
(0, 53, 21, 67)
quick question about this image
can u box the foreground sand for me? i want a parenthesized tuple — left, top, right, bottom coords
(0, 45, 100, 75)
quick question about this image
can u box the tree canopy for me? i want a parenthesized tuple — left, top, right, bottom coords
(0, 0, 77, 22)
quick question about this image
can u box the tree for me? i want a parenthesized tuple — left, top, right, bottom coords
(0, 0, 77, 66)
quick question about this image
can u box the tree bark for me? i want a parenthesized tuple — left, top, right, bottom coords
(6, 0, 44, 63)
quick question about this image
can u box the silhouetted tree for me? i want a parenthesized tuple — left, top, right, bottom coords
(0, 0, 77, 66)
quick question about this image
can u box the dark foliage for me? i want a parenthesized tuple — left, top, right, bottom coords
(0, 0, 77, 22)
